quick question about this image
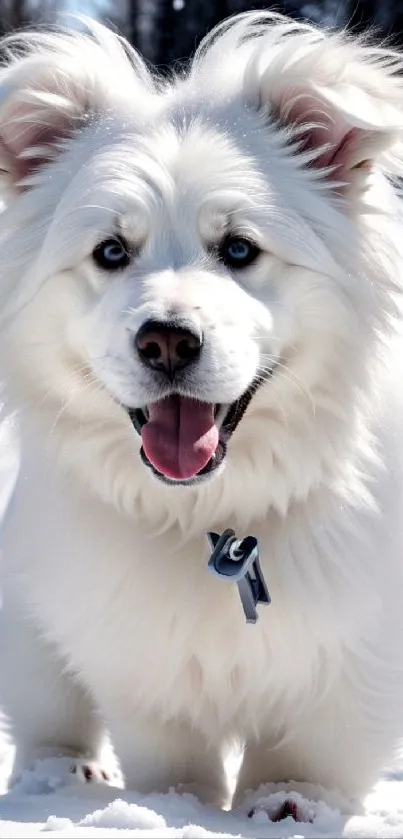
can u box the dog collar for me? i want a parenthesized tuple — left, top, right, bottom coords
(207, 529, 270, 624)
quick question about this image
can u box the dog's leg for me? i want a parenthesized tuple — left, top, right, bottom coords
(0, 605, 111, 788)
(232, 737, 357, 822)
(108, 715, 228, 806)
(232, 677, 397, 820)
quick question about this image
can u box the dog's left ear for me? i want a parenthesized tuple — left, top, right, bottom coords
(240, 17, 403, 192)
(0, 22, 151, 191)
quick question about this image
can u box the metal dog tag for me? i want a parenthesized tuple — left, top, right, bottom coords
(207, 529, 270, 624)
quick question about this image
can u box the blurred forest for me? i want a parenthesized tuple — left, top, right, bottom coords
(0, 0, 402, 66)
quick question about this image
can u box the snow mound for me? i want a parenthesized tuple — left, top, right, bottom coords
(79, 799, 167, 829)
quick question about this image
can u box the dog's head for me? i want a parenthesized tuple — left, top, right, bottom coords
(0, 15, 402, 524)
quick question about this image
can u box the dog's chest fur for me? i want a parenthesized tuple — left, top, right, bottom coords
(2, 435, 396, 740)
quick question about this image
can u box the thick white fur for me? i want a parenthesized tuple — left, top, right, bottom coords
(1, 12, 403, 811)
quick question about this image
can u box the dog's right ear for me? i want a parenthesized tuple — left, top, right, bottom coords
(0, 22, 152, 191)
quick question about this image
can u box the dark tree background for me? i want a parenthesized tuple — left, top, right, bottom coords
(115, 0, 403, 67)
(2, 0, 403, 65)
(0, 0, 63, 38)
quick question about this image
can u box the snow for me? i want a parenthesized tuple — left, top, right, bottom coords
(1, 743, 403, 837)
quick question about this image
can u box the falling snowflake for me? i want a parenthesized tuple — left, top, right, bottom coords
(173, 0, 185, 10)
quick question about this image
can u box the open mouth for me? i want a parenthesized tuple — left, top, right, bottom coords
(128, 374, 271, 486)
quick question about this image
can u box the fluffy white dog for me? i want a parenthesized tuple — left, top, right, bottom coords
(1, 10, 403, 819)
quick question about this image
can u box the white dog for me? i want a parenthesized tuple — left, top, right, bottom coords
(1, 10, 403, 819)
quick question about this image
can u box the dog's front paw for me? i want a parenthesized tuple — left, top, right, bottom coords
(11, 753, 122, 795)
(69, 759, 114, 785)
(247, 793, 313, 824)
(237, 781, 353, 826)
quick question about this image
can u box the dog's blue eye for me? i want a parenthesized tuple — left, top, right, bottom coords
(93, 238, 131, 271)
(219, 236, 260, 269)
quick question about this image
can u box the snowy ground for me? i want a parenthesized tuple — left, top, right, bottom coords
(1, 742, 403, 838)
(1, 416, 403, 837)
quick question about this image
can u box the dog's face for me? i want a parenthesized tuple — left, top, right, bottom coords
(0, 16, 401, 516)
(64, 117, 318, 488)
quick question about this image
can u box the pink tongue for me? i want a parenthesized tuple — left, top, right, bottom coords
(141, 395, 219, 480)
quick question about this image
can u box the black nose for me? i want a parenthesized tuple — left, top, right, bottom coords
(135, 319, 203, 376)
